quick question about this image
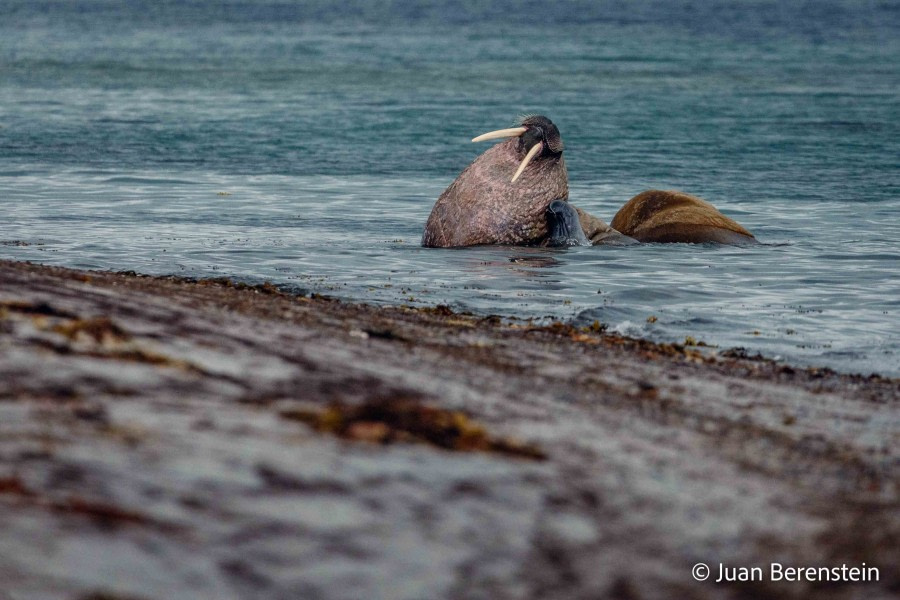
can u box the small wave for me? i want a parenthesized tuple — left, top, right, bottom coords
(101, 176, 198, 185)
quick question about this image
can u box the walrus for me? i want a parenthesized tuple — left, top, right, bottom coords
(609, 190, 756, 244)
(422, 115, 569, 247)
(422, 115, 754, 247)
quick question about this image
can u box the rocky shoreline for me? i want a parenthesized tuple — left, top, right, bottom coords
(0, 259, 897, 599)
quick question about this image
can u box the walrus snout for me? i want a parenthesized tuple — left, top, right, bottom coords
(471, 115, 564, 183)
(519, 115, 563, 154)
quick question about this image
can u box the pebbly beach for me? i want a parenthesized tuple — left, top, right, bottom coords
(1, 258, 897, 599)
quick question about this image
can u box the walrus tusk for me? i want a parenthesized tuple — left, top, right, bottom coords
(471, 126, 527, 143)
(511, 142, 542, 183)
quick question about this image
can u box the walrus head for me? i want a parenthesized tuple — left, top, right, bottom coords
(472, 115, 565, 182)
(421, 115, 569, 247)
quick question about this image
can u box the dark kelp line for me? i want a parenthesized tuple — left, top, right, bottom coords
(0, 259, 897, 599)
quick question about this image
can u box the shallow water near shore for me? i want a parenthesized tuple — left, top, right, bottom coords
(2, 1, 898, 376)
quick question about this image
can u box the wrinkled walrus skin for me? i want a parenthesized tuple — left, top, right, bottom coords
(610, 190, 756, 244)
(422, 138, 568, 247)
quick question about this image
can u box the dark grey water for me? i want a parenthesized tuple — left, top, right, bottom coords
(2, 0, 898, 375)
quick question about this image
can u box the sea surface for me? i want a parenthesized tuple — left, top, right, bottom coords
(2, 0, 898, 376)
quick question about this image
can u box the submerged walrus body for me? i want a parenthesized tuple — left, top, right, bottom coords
(422, 115, 755, 247)
(610, 190, 756, 244)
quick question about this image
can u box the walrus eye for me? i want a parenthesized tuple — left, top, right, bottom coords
(471, 126, 527, 143)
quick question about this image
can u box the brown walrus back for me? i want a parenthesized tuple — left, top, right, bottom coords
(610, 190, 755, 244)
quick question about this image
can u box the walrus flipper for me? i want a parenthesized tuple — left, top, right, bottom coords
(545, 200, 590, 246)
(572, 206, 638, 245)
(610, 190, 756, 245)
